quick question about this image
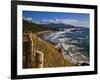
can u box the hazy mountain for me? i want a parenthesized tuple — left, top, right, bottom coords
(23, 18, 89, 32)
(23, 20, 51, 33)
(42, 23, 76, 30)
(40, 23, 89, 31)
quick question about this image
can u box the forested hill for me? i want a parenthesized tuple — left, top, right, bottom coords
(23, 20, 51, 33)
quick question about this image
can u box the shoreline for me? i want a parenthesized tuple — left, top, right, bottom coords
(38, 30, 90, 66)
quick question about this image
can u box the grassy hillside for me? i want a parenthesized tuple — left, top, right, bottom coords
(23, 20, 51, 33)
(23, 20, 74, 68)
(28, 34, 73, 68)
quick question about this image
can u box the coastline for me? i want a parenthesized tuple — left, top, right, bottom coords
(39, 30, 90, 66)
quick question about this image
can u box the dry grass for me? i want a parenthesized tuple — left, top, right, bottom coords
(29, 34, 73, 68)
(23, 20, 75, 68)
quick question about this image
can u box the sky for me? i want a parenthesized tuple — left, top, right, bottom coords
(23, 11, 90, 28)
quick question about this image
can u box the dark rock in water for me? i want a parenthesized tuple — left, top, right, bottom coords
(81, 63, 89, 66)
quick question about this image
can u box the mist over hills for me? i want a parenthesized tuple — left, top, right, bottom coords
(43, 23, 89, 31)
(23, 20, 51, 32)
(23, 17, 89, 32)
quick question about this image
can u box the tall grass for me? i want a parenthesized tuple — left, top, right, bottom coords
(29, 34, 73, 68)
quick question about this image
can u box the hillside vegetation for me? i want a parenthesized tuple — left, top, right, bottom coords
(23, 20, 74, 68)
(23, 20, 51, 33)
(31, 34, 73, 67)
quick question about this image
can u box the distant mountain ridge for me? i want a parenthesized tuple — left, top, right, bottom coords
(43, 23, 76, 30)
(23, 20, 51, 33)
(23, 19, 89, 32)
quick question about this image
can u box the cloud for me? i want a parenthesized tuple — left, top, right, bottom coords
(23, 17, 89, 27)
(42, 18, 89, 27)
(60, 19, 79, 25)
(60, 19, 89, 27)
(42, 19, 59, 24)
(23, 16, 33, 21)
